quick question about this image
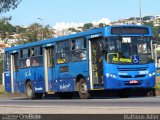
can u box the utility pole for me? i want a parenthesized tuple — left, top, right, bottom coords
(139, 0, 142, 24)
(37, 18, 44, 40)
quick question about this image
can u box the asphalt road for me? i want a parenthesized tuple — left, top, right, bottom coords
(0, 95, 160, 114)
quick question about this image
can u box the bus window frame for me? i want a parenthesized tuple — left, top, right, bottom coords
(56, 40, 70, 64)
(47, 47, 55, 67)
(70, 37, 87, 62)
(31, 46, 43, 67)
(19, 48, 31, 68)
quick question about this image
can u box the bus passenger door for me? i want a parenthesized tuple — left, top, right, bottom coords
(10, 53, 19, 93)
(89, 38, 104, 89)
(44, 46, 55, 92)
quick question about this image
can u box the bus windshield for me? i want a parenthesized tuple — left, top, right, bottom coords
(106, 36, 154, 64)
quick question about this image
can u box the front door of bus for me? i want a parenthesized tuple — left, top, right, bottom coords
(89, 38, 104, 88)
(44, 46, 55, 92)
(10, 53, 19, 93)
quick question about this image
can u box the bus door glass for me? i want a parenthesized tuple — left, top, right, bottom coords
(44, 46, 55, 92)
(89, 37, 105, 88)
(10, 52, 19, 93)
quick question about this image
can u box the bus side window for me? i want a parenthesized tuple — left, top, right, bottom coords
(56, 41, 70, 64)
(80, 50, 87, 60)
(75, 38, 85, 50)
(31, 46, 43, 67)
(20, 59, 25, 68)
(31, 48, 34, 56)
(71, 41, 75, 50)
(19, 48, 31, 68)
(31, 58, 39, 66)
(71, 38, 87, 62)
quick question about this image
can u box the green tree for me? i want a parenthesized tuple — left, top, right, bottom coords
(98, 23, 107, 28)
(68, 28, 81, 33)
(83, 23, 93, 31)
(153, 26, 160, 44)
(43, 25, 55, 39)
(143, 21, 154, 27)
(0, 0, 22, 14)
(24, 23, 41, 42)
(153, 26, 160, 37)
(23, 23, 55, 43)
(0, 18, 15, 42)
(68, 28, 77, 32)
(15, 25, 26, 34)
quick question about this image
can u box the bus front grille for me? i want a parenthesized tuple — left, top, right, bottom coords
(120, 74, 146, 78)
(117, 67, 148, 71)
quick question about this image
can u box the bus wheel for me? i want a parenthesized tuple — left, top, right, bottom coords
(26, 81, 38, 99)
(77, 78, 90, 99)
(146, 88, 156, 97)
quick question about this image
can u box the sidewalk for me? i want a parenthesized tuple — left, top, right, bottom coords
(0, 85, 25, 97)
(0, 93, 26, 97)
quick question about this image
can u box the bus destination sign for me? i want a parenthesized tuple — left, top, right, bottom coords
(111, 27, 149, 35)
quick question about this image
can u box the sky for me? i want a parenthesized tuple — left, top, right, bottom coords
(0, 0, 160, 26)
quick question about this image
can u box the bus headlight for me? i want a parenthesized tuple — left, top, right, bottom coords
(112, 74, 116, 79)
(106, 73, 116, 79)
(149, 72, 156, 77)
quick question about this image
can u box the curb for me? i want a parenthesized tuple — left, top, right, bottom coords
(0, 93, 26, 97)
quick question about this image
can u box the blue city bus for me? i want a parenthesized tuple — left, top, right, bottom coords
(4, 25, 156, 99)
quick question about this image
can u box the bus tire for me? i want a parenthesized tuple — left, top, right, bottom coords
(146, 88, 156, 97)
(26, 81, 36, 99)
(26, 81, 43, 99)
(77, 78, 90, 99)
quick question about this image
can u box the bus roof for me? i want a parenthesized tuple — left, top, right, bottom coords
(5, 27, 106, 52)
(5, 25, 152, 52)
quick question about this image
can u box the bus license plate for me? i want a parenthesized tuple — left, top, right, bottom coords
(130, 80, 138, 84)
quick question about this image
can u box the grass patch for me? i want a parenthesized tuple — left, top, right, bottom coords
(156, 77, 160, 90)
(0, 91, 5, 94)
(156, 82, 160, 90)
(0, 85, 5, 94)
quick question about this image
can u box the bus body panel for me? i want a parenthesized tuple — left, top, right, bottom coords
(54, 61, 89, 92)
(103, 61, 156, 89)
(14, 81, 25, 93)
(15, 67, 46, 93)
(32, 80, 46, 93)
(4, 71, 11, 93)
